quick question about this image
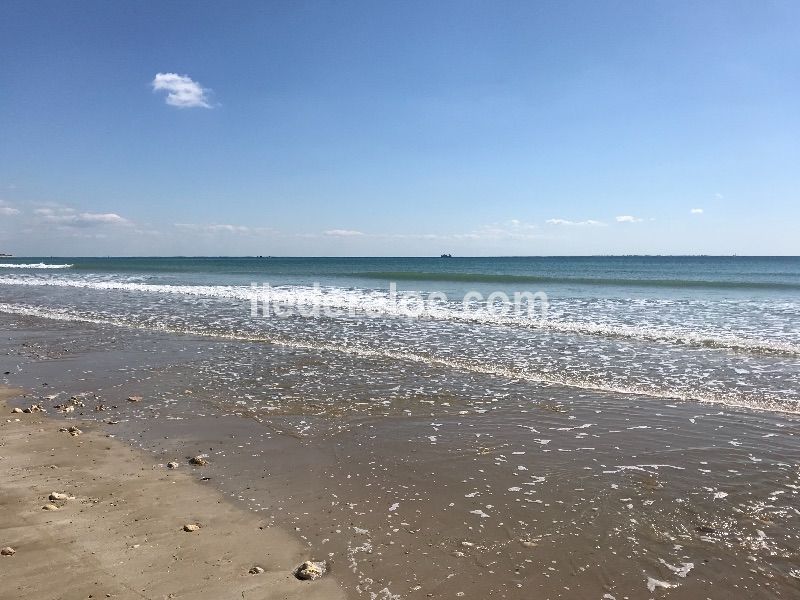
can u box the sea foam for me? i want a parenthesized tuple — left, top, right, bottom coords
(0, 275, 796, 356)
(0, 263, 73, 269)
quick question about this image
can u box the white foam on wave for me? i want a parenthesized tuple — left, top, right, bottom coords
(0, 263, 73, 269)
(0, 275, 797, 356)
(0, 301, 797, 415)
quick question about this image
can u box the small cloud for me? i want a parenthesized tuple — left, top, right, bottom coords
(0, 202, 20, 216)
(175, 223, 273, 235)
(465, 219, 540, 240)
(323, 229, 365, 237)
(315, 220, 541, 241)
(176, 223, 247, 233)
(546, 218, 605, 226)
(35, 206, 73, 217)
(690, 208, 704, 214)
(615, 215, 643, 223)
(74, 212, 129, 225)
(152, 73, 212, 109)
(715, 193, 724, 200)
(35, 206, 131, 227)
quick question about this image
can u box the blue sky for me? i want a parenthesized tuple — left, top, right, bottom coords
(1, 0, 798, 256)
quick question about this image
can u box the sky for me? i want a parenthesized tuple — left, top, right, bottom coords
(1, 0, 799, 256)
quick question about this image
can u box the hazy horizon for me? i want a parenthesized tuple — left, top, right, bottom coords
(4, 254, 800, 260)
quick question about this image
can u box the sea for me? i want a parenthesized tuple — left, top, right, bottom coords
(1, 255, 800, 599)
(1, 255, 799, 412)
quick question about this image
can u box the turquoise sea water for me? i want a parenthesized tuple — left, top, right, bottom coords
(1, 256, 799, 411)
(3, 255, 800, 289)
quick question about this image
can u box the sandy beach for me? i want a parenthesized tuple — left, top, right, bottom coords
(0, 386, 344, 600)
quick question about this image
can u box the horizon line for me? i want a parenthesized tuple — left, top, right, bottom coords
(3, 254, 800, 260)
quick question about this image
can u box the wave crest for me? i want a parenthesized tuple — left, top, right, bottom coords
(0, 301, 796, 415)
(0, 263, 73, 269)
(0, 276, 797, 356)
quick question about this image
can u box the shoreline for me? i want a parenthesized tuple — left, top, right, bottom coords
(2, 314, 800, 599)
(0, 386, 345, 600)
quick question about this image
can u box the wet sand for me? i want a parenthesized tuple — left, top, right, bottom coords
(0, 386, 344, 600)
(2, 315, 800, 599)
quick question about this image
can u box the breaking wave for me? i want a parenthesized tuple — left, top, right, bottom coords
(0, 275, 798, 356)
(0, 301, 797, 415)
(0, 263, 73, 269)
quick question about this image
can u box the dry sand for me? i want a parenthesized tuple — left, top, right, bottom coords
(0, 386, 345, 600)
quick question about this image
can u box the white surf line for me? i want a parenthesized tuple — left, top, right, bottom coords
(0, 301, 797, 415)
(0, 276, 797, 356)
(0, 263, 73, 269)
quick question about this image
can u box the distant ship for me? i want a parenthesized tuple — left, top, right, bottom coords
(440, 253, 453, 258)
(0, 253, 12, 257)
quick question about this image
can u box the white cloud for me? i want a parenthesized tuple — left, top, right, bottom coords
(35, 206, 130, 227)
(387, 233, 444, 240)
(546, 218, 605, 226)
(75, 213, 129, 225)
(324, 229, 365, 237)
(175, 223, 273, 235)
(615, 215, 643, 223)
(715, 193, 724, 200)
(34, 207, 71, 217)
(0, 204, 20, 216)
(152, 73, 212, 109)
(319, 220, 541, 242)
(690, 208, 704, 214)
(464, 219, 540, 240)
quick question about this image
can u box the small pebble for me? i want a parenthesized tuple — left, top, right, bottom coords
(249, 566, 265, 574)
(0, 547, 15, 556)
(183, 523, 201, 532)
(59, 425, 83, 436)
(295, 560, 327, 581)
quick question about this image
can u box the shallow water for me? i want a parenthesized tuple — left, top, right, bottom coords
(1, 256, 799, 413)
(2, 314, 799, 599)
